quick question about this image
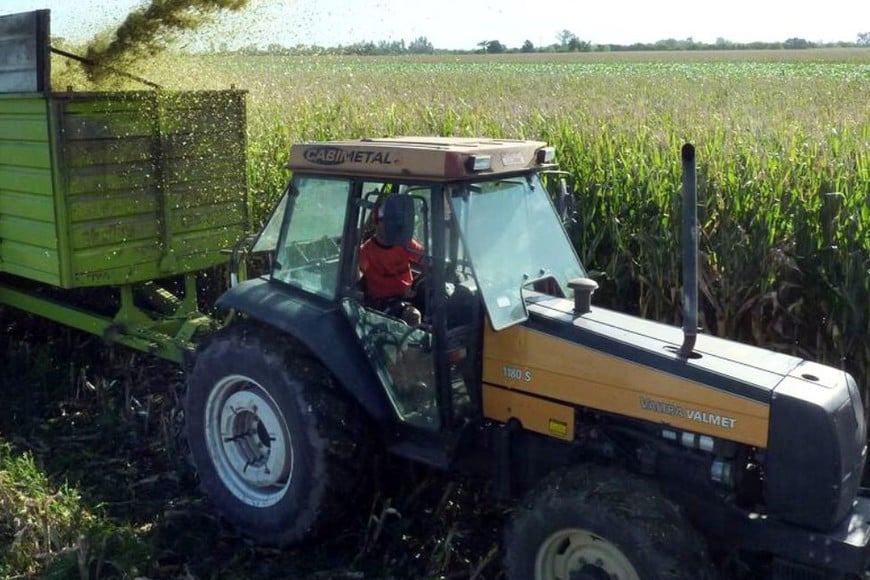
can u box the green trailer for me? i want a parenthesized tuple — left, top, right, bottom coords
(0, 10, 248, 362)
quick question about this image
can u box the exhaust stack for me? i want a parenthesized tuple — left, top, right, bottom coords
(679, 143, 699, 358)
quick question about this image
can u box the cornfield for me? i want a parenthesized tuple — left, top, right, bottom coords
(55, 48, 870, 393)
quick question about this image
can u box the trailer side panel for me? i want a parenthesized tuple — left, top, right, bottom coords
(0, 95, 60, 285)
(57, 91, 248, 287)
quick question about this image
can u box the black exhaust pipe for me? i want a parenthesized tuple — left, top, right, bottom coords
(679, 143, 698, 358)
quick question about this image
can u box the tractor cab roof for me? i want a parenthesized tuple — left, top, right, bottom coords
(287, 136, 554, 181)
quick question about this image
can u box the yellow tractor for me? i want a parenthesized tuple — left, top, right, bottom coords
(185, 137, 869, 579)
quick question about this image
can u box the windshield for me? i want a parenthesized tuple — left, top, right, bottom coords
(449, 173, 585, 330)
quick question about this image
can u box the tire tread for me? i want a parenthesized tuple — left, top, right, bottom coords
(504, 463, 715, 580)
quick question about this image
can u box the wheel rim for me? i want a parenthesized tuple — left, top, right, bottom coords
(204, 374, 293, 507)
(535, 528, 640, 580)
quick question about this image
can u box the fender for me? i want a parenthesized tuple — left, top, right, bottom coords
(215, 277, 393, 424)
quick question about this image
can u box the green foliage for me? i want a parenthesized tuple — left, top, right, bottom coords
(0, 442, 150, 579)
(478, 40, 506, 54)
(57, 49, 870, 393)
(408, 36, 435, 54)
(0, 447, 154, 578)
(0, 326, 161, 578)
(0, 442, 81, 576)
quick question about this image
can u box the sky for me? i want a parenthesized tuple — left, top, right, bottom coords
(2, 0, 869, 50)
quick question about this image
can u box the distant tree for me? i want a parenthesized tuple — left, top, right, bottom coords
(408, 36, 434, 54)
(346, 41, 377, 55)
(557, 29, 578, 50)
(478, 40, 506, 54)
(858, 32, 870, 46)
(376, 39, 406, 54)
(521, 39, 535, 53)
(784, 37, 811, 49)
(655, 38, 680, 50)
(487, 40, 506, 53)
(567, 37, 591, 52)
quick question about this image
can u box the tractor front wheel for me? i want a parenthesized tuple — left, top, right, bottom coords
(504, 464, 714, 580)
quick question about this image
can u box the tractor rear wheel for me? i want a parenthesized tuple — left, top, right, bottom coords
(185, 322, 370, 546)
(503, 464, 714, 580)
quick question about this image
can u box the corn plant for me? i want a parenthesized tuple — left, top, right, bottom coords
(55, 49, 870, 395)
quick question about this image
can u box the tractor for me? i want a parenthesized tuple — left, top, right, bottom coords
(185, 137, 870, 579)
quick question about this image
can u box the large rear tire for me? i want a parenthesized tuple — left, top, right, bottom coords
(185, 322, 370, 546)
(504, 464, 715, 580)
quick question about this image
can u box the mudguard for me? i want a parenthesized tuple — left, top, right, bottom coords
(215, 277, 393, 424)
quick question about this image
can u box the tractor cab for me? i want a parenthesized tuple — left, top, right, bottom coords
(247, 137, 580, 436)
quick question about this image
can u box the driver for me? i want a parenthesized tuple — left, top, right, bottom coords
(359, 200, 424, 325)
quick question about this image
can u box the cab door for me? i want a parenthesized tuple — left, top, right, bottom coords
(341, 183, 481, 432)
(341, 183, 440, 429)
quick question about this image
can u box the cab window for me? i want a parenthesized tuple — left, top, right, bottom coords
(273, 176, 350, 299)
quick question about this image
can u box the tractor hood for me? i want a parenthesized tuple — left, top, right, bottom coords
(482, 294, 866, 531)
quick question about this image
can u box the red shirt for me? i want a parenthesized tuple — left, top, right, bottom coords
(359, 238, 424, 300)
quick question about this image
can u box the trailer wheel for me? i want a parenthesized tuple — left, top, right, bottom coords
(504, 464, 714, 580)
(185, 322, 369, 546)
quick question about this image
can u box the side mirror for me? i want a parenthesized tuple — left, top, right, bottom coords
(556, 178, 573, 222)
(542, 171, 576, 226)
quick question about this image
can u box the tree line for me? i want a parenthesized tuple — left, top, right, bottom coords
(225, 29, 870, 56)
